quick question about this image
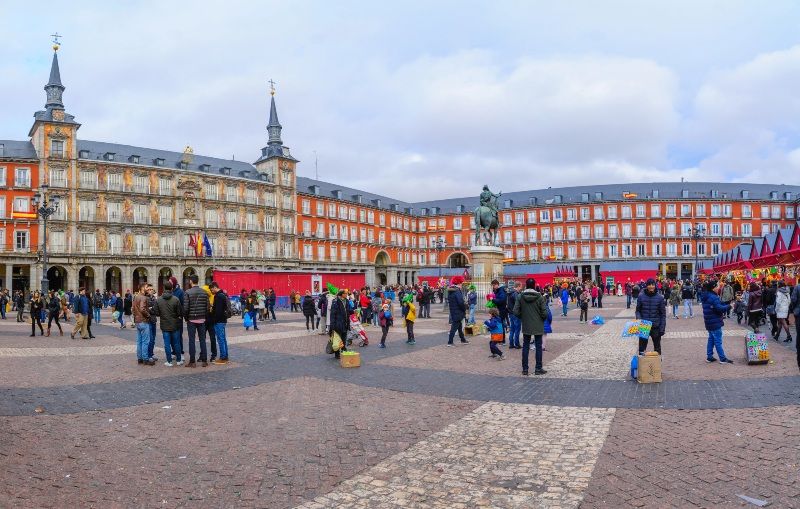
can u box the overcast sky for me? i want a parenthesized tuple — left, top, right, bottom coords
(3, 1, 800, 200)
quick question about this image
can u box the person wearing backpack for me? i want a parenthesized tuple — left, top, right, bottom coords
(154, 280, 184, 366)
(513, 278, 548, 376)
(378, 303, 393, 348)
(92, 289, 103, 324)
(210, 282, 230, 364)
(506, 282, 522, 348)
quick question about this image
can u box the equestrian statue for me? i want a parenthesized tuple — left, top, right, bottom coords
(474, 185, 502, 246)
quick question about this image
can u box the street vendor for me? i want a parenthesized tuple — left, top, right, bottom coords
(635, 279, 666, 356)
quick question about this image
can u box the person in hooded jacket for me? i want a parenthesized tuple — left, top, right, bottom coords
(302, 290, 317, 330)
(701, 280, 733, 364)
(512, 278, 548, 376)
(747, 282, 763, 333)
(635, 279, 666, 355)
(762, 281, 778, 338)
(46, 290, 63, 336)
(447, 276, 469, 346)
(774, 281, 792, 343)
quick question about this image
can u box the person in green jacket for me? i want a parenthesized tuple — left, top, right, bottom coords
(512, 278, 548, 376)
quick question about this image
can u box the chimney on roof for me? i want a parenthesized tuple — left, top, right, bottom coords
(332, 189, 342, 199)
(309, 185, 320, 195)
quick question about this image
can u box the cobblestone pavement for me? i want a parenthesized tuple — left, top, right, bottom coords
(299, 403, 616, 508)
(1, 296, 799, 508)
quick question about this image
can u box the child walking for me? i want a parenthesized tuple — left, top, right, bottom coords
(484, 308, 505, 360)
(579, 288, 590, 323)
(402, 294, 416, 345)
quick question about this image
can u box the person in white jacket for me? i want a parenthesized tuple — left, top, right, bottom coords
(774, 281, 792, 343)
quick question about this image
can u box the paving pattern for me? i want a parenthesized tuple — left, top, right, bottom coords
(1, 296, 798, 508)
(299, 402, 616, 509)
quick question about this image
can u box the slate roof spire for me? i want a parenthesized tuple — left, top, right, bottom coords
(44, 41, 65, 110)
(267, 80, 282, 146)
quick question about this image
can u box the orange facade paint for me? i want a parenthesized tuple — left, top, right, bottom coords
(0, 158, 40, 255)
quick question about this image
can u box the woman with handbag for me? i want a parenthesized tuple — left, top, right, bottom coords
(29, 291, 45, 337)
(378, 303, 393, 348)
(46, 290, 63, 336)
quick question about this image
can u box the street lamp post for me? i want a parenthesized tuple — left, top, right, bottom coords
(434, 236, 446, 282)
(32, 185, 60, 294)
(691, 222, 705, 281)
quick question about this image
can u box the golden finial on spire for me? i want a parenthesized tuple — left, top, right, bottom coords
(268, 79, 276, 96)
(51, 32, 62, 51)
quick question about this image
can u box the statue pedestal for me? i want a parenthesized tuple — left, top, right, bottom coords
(469, 246, 505, 310)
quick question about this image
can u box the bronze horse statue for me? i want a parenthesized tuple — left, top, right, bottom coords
(474, 205, 499, 246)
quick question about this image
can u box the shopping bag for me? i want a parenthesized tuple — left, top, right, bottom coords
(331, 331, 344, 352)
(243, 313, 253, 328)
(591, 315, 605, 325)
(630, 355, 638, 380)
(112, 310, 120, 320)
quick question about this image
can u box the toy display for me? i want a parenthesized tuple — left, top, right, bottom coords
(621, 320, 653, 339)
(744, 332, 770, 365)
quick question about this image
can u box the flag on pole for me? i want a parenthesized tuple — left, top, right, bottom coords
(203, 233, 213, 257)
(195, 231, 205, 257)
(188, 233, 198, 257)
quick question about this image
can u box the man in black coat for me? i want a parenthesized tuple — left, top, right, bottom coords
(446, 277, 469, 346)
(329, 290, 350, 359)
(635, 278, 667, 355)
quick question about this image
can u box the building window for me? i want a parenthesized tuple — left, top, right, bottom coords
(13, 197, 30, 213)
(608, 244, 618, 258)
(15, 230, 29, 251)
(50, 140, 64, 158)
(666, 223, 676, 236)
(637, 244, 646, 256)
(771, 205, 781, 219)
(541, 228, 551, 241)
(581, 245, 590, 259)
(594, 225, 604, 239)
(226, 185, 238, 202)
(316, 202, 324, 216)
(621, 206, 631, 219)
(666, 204, 676, 217)
(580, 207, 590, 220)
(14, 168, 30, 187)
(761, 205, 769, 219)
(595, 245, 604, 258)
(134, 175, 149, 193)
(650, 204, 661, 218)
(159, 205, 172, 225)
(226, 211, 237, 228)
(682, 243, 691, 256)
(636, 204, 645, 218)
(653, 243, 662, 256)
(593, 207, 604, 220)
(527, 211, 537, 223)
(607, 206, 617, 219)
(621, 224, 632, 238)
(712, 243, 721, 255)
(636, 224, 646, 237)
(608, 225, 618, 239)
(741, 204, 751, 218)
(566, 209, 576, 221)
(741, 223, 751, 237)
(710, 223, 721, 236)
(539, 210, 550, 222)
(667, 243, 677, 256)
(622, 244, 632, 258)
(651, 223, 661, 236)
(680, 204, 691, 217)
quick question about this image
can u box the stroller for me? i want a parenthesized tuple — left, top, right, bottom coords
(348, 313, 369, 347)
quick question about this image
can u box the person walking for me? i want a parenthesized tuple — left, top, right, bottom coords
(29, 290, 45, 337)
(560, 286, 569, 316)
(203, 284, 217, 362)
(507, 282, 522, 349)
(512, 278, 548, 376)
(133, 286, 154, 365)
(747, 282, 763, 333)
(70, 288, 90, 340)
(15, 290, 26, 322)
(145, 284, 158, 359)
(154, 280, 183, 366)
(578, 287, 590, 323)
(701, 280, 733, 364)
(681, 280, 695, 319)
(210, 282, 230, 364)
(329, 290, 350, 359)
(491, 280, 508, 344)
(113, 292, 126, 328)
(762, 281, 779, 337)
(123, 290, 133, 327)
(302, 290, 317, 331)
(484, 308, 505, 360)
(774, 281, 792, 343)
(635, 279, 666, 356)
(720, 282, 735, 318)
(317, 290, 328, 334)
(446, 276, 469, 346)
(45, 290, 63, 336)
(402, 293, 416, 345)
(266, 288, 277, 321)
(668, 285, 682, 319)
(0, 290, 8, 320)
(169, 277, 185, 356)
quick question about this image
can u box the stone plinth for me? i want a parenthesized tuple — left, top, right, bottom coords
(470, 246, 505, 310)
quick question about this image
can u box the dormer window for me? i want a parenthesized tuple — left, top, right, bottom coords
(332, 190, 342, 199)
(353, 194, 363, 203)
(770, 191, 778, 200)
(309, 185, 320, 195)
(129, 155, 140, 164)
(553, 195, 562, 204)
(503, 199, 513, 208)
(421, 208, 429, 215)
(104, 152, 115, 161)
(681, 189, 689, 198)
(785, 192, 793, 200)
(390, 203, 399, 212)
(652, 189, 659, 198)
(79, 149, 89, 159)
(220, 167, 231, 175)
(154, 158, 165, 167)
(199, 164, 210, 172)
(529, 197, 538, 206)
(741, 190, 749, 199)
(179, 161, 189, 170)
(260, 174, 269, 182)
(456, 204, 464, 213)
(372, 198, 381, 208)
(710, 189, 719, 198)
(594, 192, 603, 201)
(0, 144, 4, 156)
(581, 193, 589, 202)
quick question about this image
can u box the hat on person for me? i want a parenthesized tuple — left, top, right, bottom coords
(646, 278, 656, 286)
(450, 276, 464, 286)
(169, 276, 178, 287)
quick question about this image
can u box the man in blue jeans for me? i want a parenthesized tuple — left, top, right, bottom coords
(210, 282, 230, 364)
(700, 279, 733, 364)
(446, 276, 469, 346)
(183, 274, 209, 367)
(512, 278, 548, 376)
(507, 282, 522, 349)
(154, 280, 184, 366)
(132, 286, 155, 365)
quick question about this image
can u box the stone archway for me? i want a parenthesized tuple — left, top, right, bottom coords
(158, 267, 173, 295)
(132, 267, 148, 293)
(78, 266, 95, 293)
(447, 252, 469, 269)
(106, 266, 122, 295)
(47, 266, 68, 292)
(183, 267, 198, 288)
(375, 251, 390, 287)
